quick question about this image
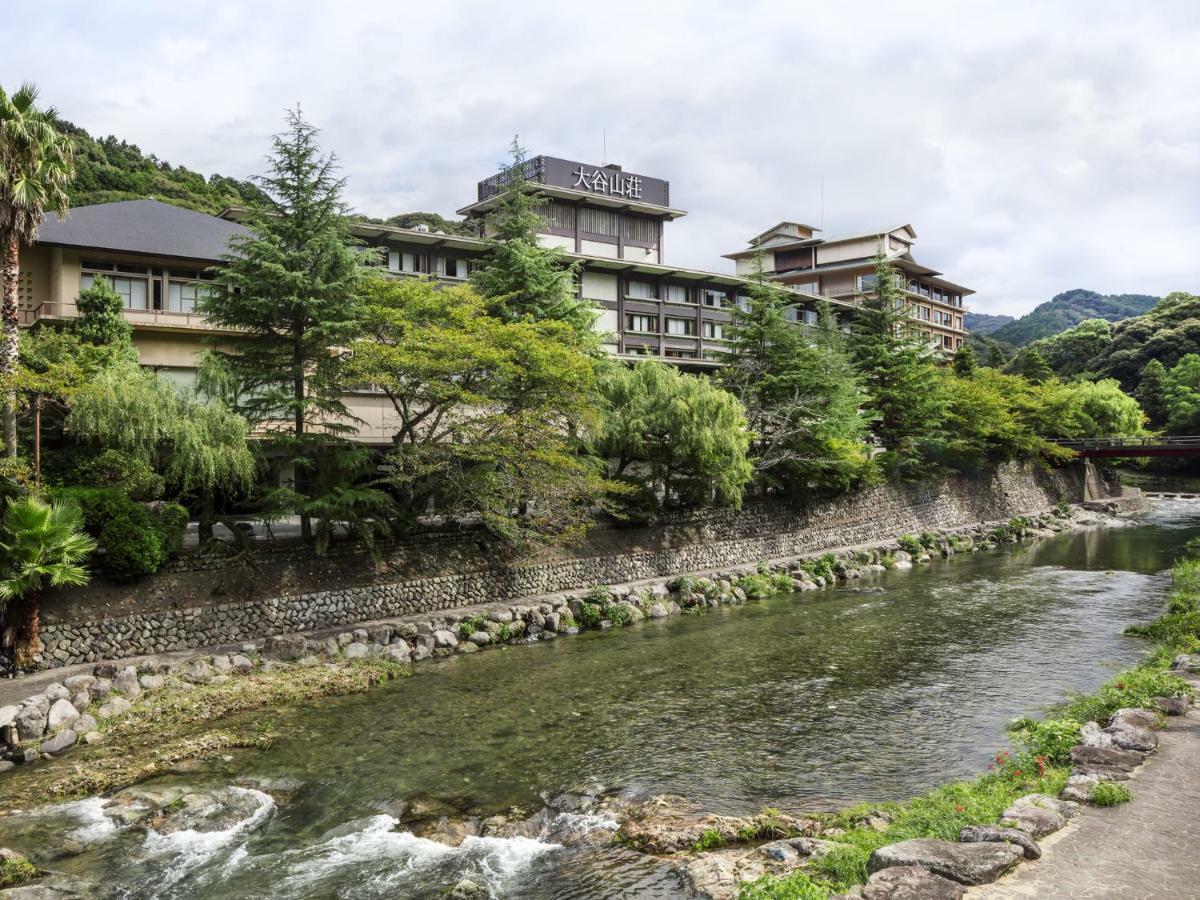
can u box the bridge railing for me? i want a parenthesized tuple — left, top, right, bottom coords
(1047, 435, 1200, 450)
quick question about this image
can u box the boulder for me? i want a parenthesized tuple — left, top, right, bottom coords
(1080, 721, 1112, 749)
(384, 645, 411, 665)
(211, 655, 233, 674)
(138, 675, 165, 692)
(230, 654, 254, 674)
(367, 625, 394, 646)
(1001, 794, 1077, 837)
(47, 698, 80, 731)
(433, 630, 459, 649)
(468, 631, 491, 647)
(1110, 707, 1158, 728)
(70, 691, 91, 713)
(39, 728, 76, 756)
(1103, 722, 1158, 753)
(861, 865, 965, 899)
(295, 656, 319, 668)
(43, 683, 70, 702)
(457, 642, 479, 654)
(89, 678, 112, 701)
(96, 697, 133, 720)
(138, 657, 165, 675)
(84, 731, 104, 746)
(1170, 653, 1200, 673)
(448, 879, 489, 899)
(1154, 696, 1191, 716)
(112, 667, 141, 699)
(93, 662, 120, 679)
(0, 705, 17, 730)
(544, 612, 561, 632)
(1069, 745, 1144, 770)
(958, 825, 1040, 860)
(352, 628, 369, 644)
(73, 714, 98, 735)
(867, 839, 1022, 886)
(181, 659, 213, 684)
(1071, 763, 1131, 782)
(617, 795, 817, 854)
(263, 634, 308, 660)
(648, 602, 669, 619)
(63, 674, 96, 693)
(14, 704, 48, 742)
(344, 642, 370, 660)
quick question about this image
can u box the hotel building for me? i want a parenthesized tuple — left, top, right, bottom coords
(15, 154, 971, 442)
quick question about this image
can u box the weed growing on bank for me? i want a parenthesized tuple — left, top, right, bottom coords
(1090, 782, 1132, 806)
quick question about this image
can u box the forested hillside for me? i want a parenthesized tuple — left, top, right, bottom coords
(55, 118, 471, 233)
(989, 289, 1159, 346)
(963, 312, 1014, 336)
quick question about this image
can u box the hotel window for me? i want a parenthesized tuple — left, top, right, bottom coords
(703, 289, 727, 308)
(665, 317, 696, 336)
(702, 321, 724, 340)
(942, 335, 953, 349)
(389, 251, 419, 274)
(800, 308, 818, 326)
(548, 202, 576, 232)
(621, 214, 657, 244)
(665, 349, 697, 359)
(919, 306, 930, 321)
(626, 313, 656, 333)
(735, 294, 751, 312)
(440, 258, 467, 279)
(627, 280, 657, 300)
(858, 273, 879, 291)
(665, 284, 689, 304)
(797, 281, 820, 296)
(80, 270, 149, 310)
(581, 207, 618, 237)
(166, 280, 209, 313)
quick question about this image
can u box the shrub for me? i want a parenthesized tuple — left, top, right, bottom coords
(691, 828, 724, 852)
(98, 506, 168, 582)
(897, 534, 923, 556)
(918, 530, 940, 550)
(0, 853, 37, 888)
(457, 614, 487, 641)
(78, 449, 165, 501)
(1008, 717, 1083, 764)
(668, 574, 700, 595)
(802, 553, 839, 583)
(155, 502, 189, 553)
(585, 585, 611, 605)
(605, 602, 633, 627)
(576, 602, 602, 629)
(1091, 782, 1132, 806)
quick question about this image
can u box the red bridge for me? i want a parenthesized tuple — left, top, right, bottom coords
(1049, 436, 1200, 458)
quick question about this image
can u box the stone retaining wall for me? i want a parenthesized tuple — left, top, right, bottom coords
(36, 462, 1083, 669)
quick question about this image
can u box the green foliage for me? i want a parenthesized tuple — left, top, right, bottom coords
(1007, 717, 1083, 764)
(897, 535, 923, 556)
(597, 360, 753, 512)
(951, 344, 977, 377)
(850, 253, 945, 476)
(738, 571, 796, 600)
(988, 289, 1158, 347)
(347, 275, 613, 547)
(576, 602, 602, 629)
(155, 502, 189, 553)
(98, 506, 168, 582)
(718, 253, 872, 495)
(739, 871, 834, 900)
(469, 139, 596, 342)
(1083, 292, 1200, 389)
(1090, 782, 1132, 806)
(1005, 347, 1053, 384)
(918, 531, 939, 550)
(801, 553, 839, 583)
(73, 274, 133, 346)
(692, 828, 725, 852)
(0, 497, 95, 606)
(0, 852, 37, 888)
(1134, 359, 1169, 429)
(1060, 664, 1193, 724)
(1022, 318, 1113, 379)
(604, 601, 633, 627)
(457, 614, 487, 641)
(355, 210, 474, 236)
(584, 585, 611, 605)
(78, 449, 164, 501)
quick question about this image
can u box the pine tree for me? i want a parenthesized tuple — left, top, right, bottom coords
(1008, 347, 1054, 384)
(200, 108, 373, 542)
(850, 251, 945, 475)
(718, 250, 871, 494)
(952, 344, 978, 377)
(469, 138, 597, 343)
(73, 275, 133, 348)
(1135, 358, 1169, 430)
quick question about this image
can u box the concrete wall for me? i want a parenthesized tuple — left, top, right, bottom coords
(34, 462, 1082, 669)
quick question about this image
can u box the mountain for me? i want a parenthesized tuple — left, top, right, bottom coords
(1083, 292, 1200, 388)
(989, 289, 1160, 346)
(964, 312, 1014, 336)
(54, 118, 473, 234)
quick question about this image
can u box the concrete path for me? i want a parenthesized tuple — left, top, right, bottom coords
(973, 677, 1200, 900)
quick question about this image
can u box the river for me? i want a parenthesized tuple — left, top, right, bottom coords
(3, 501, 1197, 898)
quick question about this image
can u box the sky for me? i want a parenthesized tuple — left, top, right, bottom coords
(3, 0, 1198, 317)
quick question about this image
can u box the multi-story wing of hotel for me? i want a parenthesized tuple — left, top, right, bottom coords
(16, 153, 971, 442)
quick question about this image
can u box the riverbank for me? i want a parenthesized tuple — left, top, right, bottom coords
(675, 539, 1200, 899)
(0, 502, 1152, 897)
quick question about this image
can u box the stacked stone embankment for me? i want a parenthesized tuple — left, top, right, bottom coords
(35, 462, 1082, 670)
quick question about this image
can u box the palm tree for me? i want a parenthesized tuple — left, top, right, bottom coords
(0, 82, 75, 457)
(0, 496, 95, 669)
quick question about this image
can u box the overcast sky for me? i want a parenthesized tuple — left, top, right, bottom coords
(3, 1, 1198, 316)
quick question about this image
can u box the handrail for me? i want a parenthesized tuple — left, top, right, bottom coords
(1047, 436, 1200, 449)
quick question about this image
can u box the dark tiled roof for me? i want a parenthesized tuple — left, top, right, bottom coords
(36, 199, 249, 262)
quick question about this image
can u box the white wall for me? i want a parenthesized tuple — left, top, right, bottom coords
(581, 271, 618, 302)
(580, 239, 619, 259)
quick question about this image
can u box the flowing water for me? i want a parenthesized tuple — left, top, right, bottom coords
(4, 501, 1199, 898)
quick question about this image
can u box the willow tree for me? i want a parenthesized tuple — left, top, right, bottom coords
(199, 108, 370, 541)
(67, 364, 256, 541)
(0, 82, 75, 457)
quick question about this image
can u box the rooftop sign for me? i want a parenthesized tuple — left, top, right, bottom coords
(477, 155, 671, 208)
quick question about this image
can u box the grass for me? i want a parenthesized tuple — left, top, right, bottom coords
(0, 658, 404, 807)
(1091, 782, 1132, 806)
(692, 827, 725, 852)
(897, 535, 923, 556)
(0, 854, 38, 888)
(739, 547, 1200, 899)
(456, 614, 488, 641)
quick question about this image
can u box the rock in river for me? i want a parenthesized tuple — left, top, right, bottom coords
(861, 865, 965, 899)
(867, 838, 1023, 885)
(959, 824, 1040, 859)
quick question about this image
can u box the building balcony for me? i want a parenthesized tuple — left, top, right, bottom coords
(20, 300, 227, 332)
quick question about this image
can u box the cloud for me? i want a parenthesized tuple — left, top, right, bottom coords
(2, 0, 1197, 315)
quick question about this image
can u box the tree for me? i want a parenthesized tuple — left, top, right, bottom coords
(0, 83, 75, 457)
(1007, 347, 1054, 384)
(469, 138, 597, 343)
(0, 496, 94, 669)
(199, 108, 371, 542)
(850, 252, 945, 475)
(1134, 359, 1169, 430)
(718, 252, 871, 495)
(597, 360, 752, 512)
(66, 362, 257, 541)
(344, 275, 613, 546)
(1163, 354, 1200, 434)
(73, 274, 133, 347)
(1025, 317, 1111, 378)
(952, 344, 978, 377)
